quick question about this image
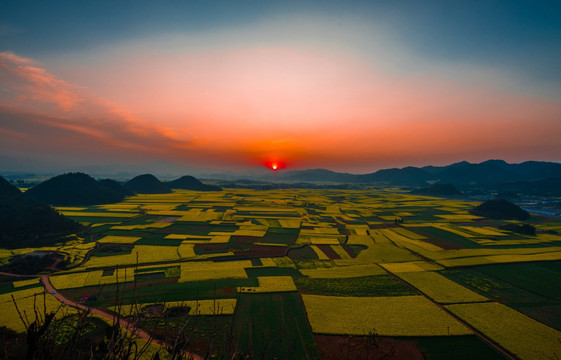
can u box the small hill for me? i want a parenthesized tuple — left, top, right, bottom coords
(166, 175, 222, 191)
(99, 179, 134, 196)
(411, 183, 462, 197)
(26, 173, 126, 205)
(0, 176, 82, 249)
(124, 174, 171, 194)
(469, 198, 530, 220)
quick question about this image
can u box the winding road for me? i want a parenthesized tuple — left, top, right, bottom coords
(29, 274, 203, 360)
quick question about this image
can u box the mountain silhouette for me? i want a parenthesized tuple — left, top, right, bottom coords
(26, 173, 128, 205)
(166, 175, 222, 191)
(0, 176, 82, 249)
(124, 174, 171, 194)
(470, 198, 530, 220)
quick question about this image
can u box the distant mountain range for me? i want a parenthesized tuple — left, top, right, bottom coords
(261, 160, 561, 187)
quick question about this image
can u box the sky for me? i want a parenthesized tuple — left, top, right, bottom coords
(1, 0, 561, 174)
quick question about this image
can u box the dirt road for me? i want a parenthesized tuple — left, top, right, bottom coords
(39, 275, 203, 360)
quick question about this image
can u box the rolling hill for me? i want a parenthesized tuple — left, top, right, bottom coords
(0, 176, 82, 249)
(26, 173, 129, 205)
(124, 174, 171, 194)
(166, 175, 222, 191)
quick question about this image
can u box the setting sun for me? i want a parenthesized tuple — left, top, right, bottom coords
(272, 163, 278, 170)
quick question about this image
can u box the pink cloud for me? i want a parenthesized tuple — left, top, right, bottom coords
(0, 52, 198, 165)
(0, 52, 83, 111)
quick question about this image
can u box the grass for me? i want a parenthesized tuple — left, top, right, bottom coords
(294, 274, 417, 297)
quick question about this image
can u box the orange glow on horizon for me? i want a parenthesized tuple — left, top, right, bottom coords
(265, 160, 285, 171)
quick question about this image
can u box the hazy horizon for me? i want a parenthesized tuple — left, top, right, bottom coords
(1, 1, 561, 173)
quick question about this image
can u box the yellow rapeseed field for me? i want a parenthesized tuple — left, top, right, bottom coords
(390, 227, 427, 240)
(299, 264, 385, 278)
(0, 287, 74, 332)
(460, 226, 508, 236)
(380, 229, 443, 252)
(302, 295, 471, 336)
(12, 278, 40, 288)
(177, 243, 196, 258)
(59, 211, 137, 218)
(396, 271, 488, 304)
(110, 223, 171, 230)
(309, 238, 341, 245)
(380, 262, 426, 273)
(111, 299, 237, 316)
(330, 245, 352, 259)
(98, 235, 142, 244)
(446, 302, 561, 360)
(238, 276, 297, 293)
(309, 245, 330, 260)
(51, 268, 135, 289)
(178, 260, 251, 282)
(85, 245, 181, 267)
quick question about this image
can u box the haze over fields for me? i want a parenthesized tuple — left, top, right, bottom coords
(1, 1, 561, 174)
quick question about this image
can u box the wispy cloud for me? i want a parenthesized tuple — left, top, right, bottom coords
(0, 52, 195, 164)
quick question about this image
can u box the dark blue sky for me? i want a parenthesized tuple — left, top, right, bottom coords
(2, 0, 560, 90)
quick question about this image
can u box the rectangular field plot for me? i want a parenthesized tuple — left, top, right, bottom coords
(85, 245, 181, 267)
(98, 235, 141, 244)
(302, 295, 472, 336)
(446, 302, 561, 360)
(299, 263, 385, 278)
(178, 260, 251, 282)
(232, 292, 319, 359)
(395, 271, 488, 304)
(379, 261, 443, 273)
(112, 298, 237, 317)
(295, 274, 417, 297)
(238, 276, 297, 293)
(51, 267, 135, 289)
(475, 261, 561, 300)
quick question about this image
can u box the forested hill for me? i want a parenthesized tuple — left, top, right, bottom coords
(0, 176, 82, 249)
(166, 175, 222, 191)
(26, 173, 128, 206)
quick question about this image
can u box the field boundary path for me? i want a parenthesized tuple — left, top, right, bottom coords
(39, 274, 204, 360)
(384, 270, 517, 360)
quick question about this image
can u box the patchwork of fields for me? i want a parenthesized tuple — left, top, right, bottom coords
(2, 188, 561, 359)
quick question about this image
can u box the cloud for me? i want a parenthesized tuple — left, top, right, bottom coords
(0, 52, 196, 165)
(0, 52, 84, 111)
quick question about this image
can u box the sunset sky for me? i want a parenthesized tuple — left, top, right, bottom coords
(1, 1, 560, 174)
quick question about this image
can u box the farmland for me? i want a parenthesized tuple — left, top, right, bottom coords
(2, 188, 561, 359)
